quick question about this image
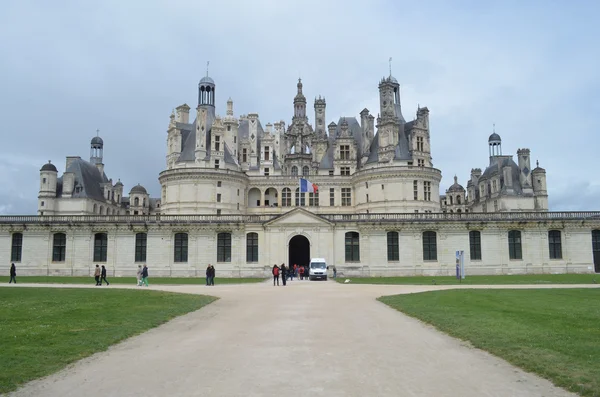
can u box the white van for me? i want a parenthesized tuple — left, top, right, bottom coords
(309, 258, 328, 281)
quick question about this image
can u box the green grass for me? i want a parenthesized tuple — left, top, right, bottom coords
(379, 289, 600, 396)
(0, 288, 216, 394)
(0, 276, 266, 285)
(337, 273, 599, 285)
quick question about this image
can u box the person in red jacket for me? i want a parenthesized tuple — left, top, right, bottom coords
(272, 264, 280, 286)
(299, 265, 305, 280)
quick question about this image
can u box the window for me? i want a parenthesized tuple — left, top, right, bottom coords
(422, 231, 437, 261)
(217, 209, 221, 215)
(330, 188, 335, 206)
(264, 168, 270, 176)
(52, 233, 67, 262)
(264, 147, 270, 161)
(418, 159, 425, 167)
(345, 232, 360, 261)
(548, 230, 562, 259)
(43, 177, 46, 184)
(341, 188, 351, 206)
(93, 233, 108, 262)
(508, 230, 522, 260)
(366, 194, 369, 202)
(413, 180, 418, 200)
(492, 180, 497, 192)
(217, 193, 221, 203)
(242, 148, 247, 163)
(302, 166, 309, 176)
(41, 201, 44, 207)
(424, 181, 431, 201)
(329, 170, 334, 176)
(365, 182, 369, 189)
(282, 188, 292, 207)
(143, 198, 146, 207)
(174, 233, 188, 262)
(450, 196, 453, 205)
(457, 196, 461, 204)
(387, 231, 399, 261)
(214, 159, 220, 169)
(11, 233, 23, 262)
(340, 167, 350, 176)
(416, 136, 424, 151)
(309, 191, 319, 206)
(134, 197, 139, 206)
(217, 181, 222, 187)
(215, 135, 220, 151)
(135, 233, 147, 262)
(382, 184, 384, 190)
(295, 188, 305, 206)
(217, 232, 232, 262)
(469, 231, 482, 260)
(246, 232, 258, 262)
(228, 126, 232, 132)
(494, 200, 498, 212)
(340, 145, 350, 160)
(291, 166, 298, 176)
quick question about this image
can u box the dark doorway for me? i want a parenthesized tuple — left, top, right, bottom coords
(592, 230, 600, 273)
(289, 235, 310, 268)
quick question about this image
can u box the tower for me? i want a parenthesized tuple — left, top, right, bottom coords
(38, 161, 58, 215)
(488, 130, 502, 157)
(376, 76, 401, 162)
(195, 75, 216, 163)
(314, 96, 326, 137)
(90, 133, 103, 165)
(517, 148, 533, 193)
(198, 76, 215, 107)
(293, 78, 307, 120)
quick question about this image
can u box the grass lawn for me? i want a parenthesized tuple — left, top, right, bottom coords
(0, 276, 266, 285)
(379, 289, 600, 396)
(0, 288, 216, 394)
(337, 273, 599, 285)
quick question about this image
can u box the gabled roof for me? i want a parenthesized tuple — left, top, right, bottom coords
(264, 207, 333, 227)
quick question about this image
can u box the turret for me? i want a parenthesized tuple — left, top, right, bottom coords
(38, 161, 58, 215)
(198, 76, 215, 107)
(293, 78, 307, 120)
(129, 184, 150, 215)
(517, 148, 533, 193)
(314, 96, 326, 137)
(488, 131, 502, 157)
(532, 160, 548, 210)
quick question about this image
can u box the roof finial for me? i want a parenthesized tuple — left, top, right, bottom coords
(536, 160, 539, 167)
(389, 57, 392, 77)
(454, 175, 458, 183)
(96, 129, 100, 137)
(493, 123, 495, 133)
(206, 61, 209, 77)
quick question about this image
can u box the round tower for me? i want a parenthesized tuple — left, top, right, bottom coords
(198, 76, 215, 107)
(488, 132, 502, 157)
(39, 161, 58, 215)
(532, 160, 548, 210)
(90, 135, 104, 165)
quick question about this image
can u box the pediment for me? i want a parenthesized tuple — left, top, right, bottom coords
(265, 208, 332, 227)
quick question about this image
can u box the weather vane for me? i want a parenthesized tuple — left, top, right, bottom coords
(206, 61, 210, 77)
(96, 129, 100, 136)
(389, 57, 392, 76)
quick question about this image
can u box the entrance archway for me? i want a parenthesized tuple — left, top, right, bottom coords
(289, 235, 310, 268)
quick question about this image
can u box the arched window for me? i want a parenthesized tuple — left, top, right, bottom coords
(457, 209, 462, 213)
(217, 232, 232, 262)
(174, 233, 188, 262)
(52, 233, 67, 262)
(282, 188, 292, 207)
(548, 230, 562, 259)
(302, 166, 309, 176)
(93, 204, 97, 213)
(449, 196, 453, 205)
(291, 166, 298, 176)
(135, 233, 147, 262)
(134, 197, 139, 206)
(345, 232, 360, 262)
(246, 232, 258, 263)
(469, 231, 481, 260)
(93, 233, 108, 262)
(143, 198, 146, 207)
(99, 206, 104, 215)
(422, 231, 437, 261)
(11, 232, 23, 262)
(457, 196, 461, 204)
(387, 231, 399, 261)
(508, 230, 522, 260)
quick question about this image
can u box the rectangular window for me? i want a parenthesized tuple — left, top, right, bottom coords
(233, 136, 236, 143)
(52, 233, 67, 262)
(508, 230, 522, 260)
(246, 232, 258, 262)
(413, 180, 418, 200)
(295, 189, 306, 206)
(494, 200, 498, 212)
(416, 136, 424, 152)
(217, 209, 221, 215)
(469, 231, 482, 260)
(387, 231, 399, 261)
(345, 232, 360, 261)
(174, 233, 188, 262)
(340, 167, 350, 176)
(264, 168, 270, 176)
(341, 188, 351, 206)
(330, 188, 335, 206)
(264, 147, 270, 161)
(217, 181, 222, 187)
(424, 181, 431, 201)
(309, 192, 319, 206)
(135, 232, 147, 262)
(93, 233, 108, 262)
(217, 193, 221, 203)
(214, 160, 220, 169)
(422, 231, 437, 261)
(242, 149, 247, 163)
(11, 233, 23, 262)
(418, 159, 425, 167)
(548, 230, 562, 259)
(217, 232, 232, 262)
(340, 145, 350, 160)
(366, 194, 369, 203)
(282, 188, 292, 207)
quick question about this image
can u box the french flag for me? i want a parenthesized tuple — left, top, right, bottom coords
(299, 178, 318, 193)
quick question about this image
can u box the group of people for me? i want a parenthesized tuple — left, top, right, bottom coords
(94, 264, 110, 286)
(271, 263, 310, 286)
(136, 265, 149, 286)
(205, 264, 216, 286)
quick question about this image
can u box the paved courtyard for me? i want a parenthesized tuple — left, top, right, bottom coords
(7, 280, 594, 397)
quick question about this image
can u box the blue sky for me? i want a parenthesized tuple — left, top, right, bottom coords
(0, 0, 599, 214)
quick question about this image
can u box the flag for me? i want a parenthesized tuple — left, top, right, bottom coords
(299, 178, 318, 193)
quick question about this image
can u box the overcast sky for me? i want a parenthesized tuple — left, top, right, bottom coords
(1, 0, 599, 214)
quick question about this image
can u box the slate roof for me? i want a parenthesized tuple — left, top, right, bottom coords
(177, 106, 216, 162)
(56, 157, 110, 201)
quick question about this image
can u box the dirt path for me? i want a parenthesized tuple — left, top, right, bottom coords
(6, 281, 593, 397)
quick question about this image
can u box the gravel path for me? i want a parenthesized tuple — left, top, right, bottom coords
(6, 280, 593, 397)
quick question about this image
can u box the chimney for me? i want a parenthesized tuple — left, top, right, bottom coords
(176, 104, 190, 124)
(96, 163, 104, 176)
(62, 172, 75, 197)
(66, 156, 80, 171)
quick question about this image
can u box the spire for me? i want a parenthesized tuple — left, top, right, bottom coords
(389, 57, 392, 77)
(454, 175, 458, 184)
(206, 61, 209, 77)
(297, 78, 303, 95)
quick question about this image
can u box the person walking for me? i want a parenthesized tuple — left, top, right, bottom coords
(333, 265, 337, 279)
(94, 264, 101, 286)
(272, 264, 280, 286)
(281, 263, 287, 286)
(100, 265, 110, 286)
(205, 264, 211, 286)
(136, 265, 143, 286)
(209, 264, 215, 286)
(299, 265, 304, 280)
(9, 263, 16, 284)
(141, 264, 149, 287)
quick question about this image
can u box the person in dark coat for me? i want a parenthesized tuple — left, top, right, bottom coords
(272, 264, 280, 286)
(209, 265, 215, 286)
(94, 264, 101, 286)
(141, 265, 149, 287)
(9, 263, 16, 284)
(280, 263, 287, 286)
(100, 265, 110, 286)
(205, 264, 211, 286)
